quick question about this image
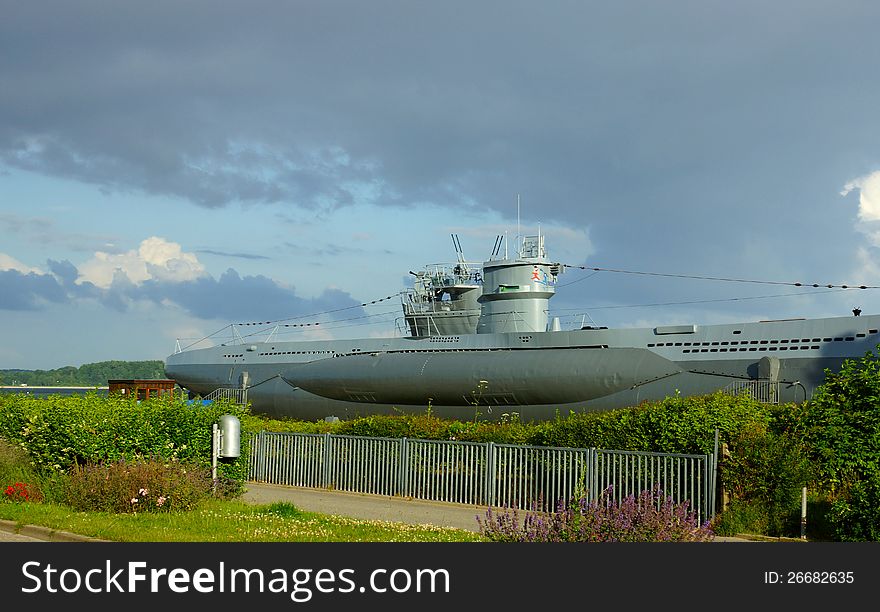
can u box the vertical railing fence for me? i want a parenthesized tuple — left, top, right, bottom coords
(248, 431, 716, 523)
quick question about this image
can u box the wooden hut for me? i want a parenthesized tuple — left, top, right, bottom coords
(108, 379, 177, 400)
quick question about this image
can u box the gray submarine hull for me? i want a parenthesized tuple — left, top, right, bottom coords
(286, 347, 682, 406)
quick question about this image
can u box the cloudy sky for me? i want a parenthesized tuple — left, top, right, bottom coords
(2, 0, 880, 370)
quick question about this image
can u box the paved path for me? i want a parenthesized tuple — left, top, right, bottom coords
(241, 482, 487, 532)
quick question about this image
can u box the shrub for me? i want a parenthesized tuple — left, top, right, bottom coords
(719, 425, 813, 537)
(62, 459, 213, 513)
(477, 485, 714, 542)
(827, 472, 880, 541)
(253, 392, 774, 455)
(525, 392, 773, 454)
(0, 393, 250, 493)
(710, 499, 769, 537)
(785, 348, 880, 490)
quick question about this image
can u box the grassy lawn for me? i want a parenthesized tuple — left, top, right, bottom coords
(1, 433, 480, 542)
(0, 498, 483, 542)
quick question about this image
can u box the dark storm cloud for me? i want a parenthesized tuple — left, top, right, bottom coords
(3, 0, 880, 294)
(45, 258, 102, 301)
(0, 269, 67, 310)
(46, 259, 78, 285)
(0, 257, 361, 323)
(128, 268, 362, 322)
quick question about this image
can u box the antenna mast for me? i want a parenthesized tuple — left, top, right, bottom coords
(516, 194, 521, 255)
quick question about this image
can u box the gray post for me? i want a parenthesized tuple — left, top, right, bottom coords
(589, 448, 598, 502)
(485, 442, 495, 507)
(712, 428, 719, 518)
(398, 437, 408, 498)
(322, 433, 332, 489)
(703, 454, 710, 524)
(256, 431, 265, 482)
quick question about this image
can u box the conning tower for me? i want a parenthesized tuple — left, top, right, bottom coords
(476, 233, 562, 333)
(401, 265, 481, 336)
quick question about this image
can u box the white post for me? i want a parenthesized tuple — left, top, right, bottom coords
(800, 487, 807, 540)
(212, 422, 219, 495)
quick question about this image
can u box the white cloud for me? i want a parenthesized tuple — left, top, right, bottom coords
(842, 170, 880, 249)
(0, 253, 42, 274)
(842, 170, 880, 223)
(77, 236, 205, 288)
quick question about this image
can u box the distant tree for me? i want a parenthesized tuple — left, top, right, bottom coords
(0, 360, 166, 386)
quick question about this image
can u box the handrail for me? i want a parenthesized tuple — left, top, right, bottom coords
(204, 387, 248, 405)
(722, 379, 779, 404)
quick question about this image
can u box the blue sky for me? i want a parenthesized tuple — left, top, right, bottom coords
(2, 0, 880, 370)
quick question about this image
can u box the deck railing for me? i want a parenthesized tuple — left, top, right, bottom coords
(204, 387, 248, 405)
(722, 379, 779, 404)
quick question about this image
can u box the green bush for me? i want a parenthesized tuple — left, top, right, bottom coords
(785, 348, 880, 490)
(777, 348, 880, 541)
(719, 425, 813, 536)
(0, 438, 36, 489)
(827, 472, 880, 541)
(253, 391, 775, 455)
(0, 393, 250, 493)
(711, 499, 770, 537)
(526, 392, 773, 454)
(63, 459, 213, 513)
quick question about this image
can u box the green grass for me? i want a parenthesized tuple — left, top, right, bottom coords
(0, 437, 480, 542)
(0, 498, 483, 542)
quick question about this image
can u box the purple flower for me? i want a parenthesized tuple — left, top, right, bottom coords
(477, 483, 714, 542)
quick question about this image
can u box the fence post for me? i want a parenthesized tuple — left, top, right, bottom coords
(251, 431, 262, 481)
(398, 437, 408, 498)
(712, 427, 719, 518)
(589, 448, 598, 502)
(702, 453, 710, 524)
(485, 442, 495, 508)
(322, 433, 332, 489)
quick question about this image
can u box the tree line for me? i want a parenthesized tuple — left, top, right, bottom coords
(0, 360, 166, 386)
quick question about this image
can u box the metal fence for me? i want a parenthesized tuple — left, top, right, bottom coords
(248, 431, 717, 523)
